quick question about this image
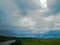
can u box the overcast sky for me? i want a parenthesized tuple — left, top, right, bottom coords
(0, 0, 60, 38)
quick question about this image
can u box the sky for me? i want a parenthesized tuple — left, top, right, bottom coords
(0, 0, 60, 38)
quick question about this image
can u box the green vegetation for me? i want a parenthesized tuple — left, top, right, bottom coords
(0, 36, 60, 45)
(10, 39, 60, 45)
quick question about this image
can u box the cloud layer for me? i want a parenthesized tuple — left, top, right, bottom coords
(0, 0, 60, 35)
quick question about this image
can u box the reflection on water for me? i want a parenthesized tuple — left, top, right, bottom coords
(0, 40, 15, 45)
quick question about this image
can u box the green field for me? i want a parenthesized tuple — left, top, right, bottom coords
(0, 36, 60, 45)
(10, 39, 60, 45)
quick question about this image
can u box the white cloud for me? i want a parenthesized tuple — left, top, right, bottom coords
(44, 16, 55, 21)
(15, 17, 36, 29)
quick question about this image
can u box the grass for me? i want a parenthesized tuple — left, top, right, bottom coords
(18, 39, 60, 45)
(0, 36, 60, 45)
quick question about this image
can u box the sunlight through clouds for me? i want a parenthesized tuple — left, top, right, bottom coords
(40, 0, 48, 9)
